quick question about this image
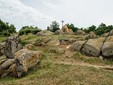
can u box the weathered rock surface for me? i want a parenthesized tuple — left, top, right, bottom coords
(85, 31, 97, 39)
(81, 38, 105, 57)
(24, 44, 33, 50)
(61, 25, 74, 34)
(75, 30, 86, 35)
(59, 38, 76, 45)
(55, 25, 74, 35)
(102, 32, 109, 37)
(14, 49, 43, 77)
(54, 30, 63, 35)
(69, 41, 86, 51)
(34, 37, 51, 46)
(0, 42, 5, 56)
(0, 49, 43, 78)
(102, 36, 113, 57)
(49, 48, 65, 54)
(109, 30, 113, 36)
(4, 36, 23, 58)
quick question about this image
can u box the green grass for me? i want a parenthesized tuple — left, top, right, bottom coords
(73, 52, 113, 65)
(0, 36, 7, 42)
(1, 58, 113, 85)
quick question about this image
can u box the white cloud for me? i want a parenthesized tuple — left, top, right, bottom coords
(21, 0, 113, 28)
(0, 0, 54, 30)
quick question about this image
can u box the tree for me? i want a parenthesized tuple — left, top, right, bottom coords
(47, 21, 60, 32)
(67, 23, 78, 32)
(84, 25, 96, 33)
(19, 26, 41, 35)
(0, 19, 16, 36)
(96, 23, 107, 35)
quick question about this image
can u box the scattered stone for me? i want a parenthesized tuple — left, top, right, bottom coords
(59, 38, 76, 45)
(85, 31, 97, 39)
(102, 36, 113, 57)
(14, 49, 43, 77)
(4, 36, 23, 58)
(81, 38, 105, 57)
(61, 25, 74, 34)
(49, 48, 65, 54)
(24, 44, 33, 50)
(75, 30, 86, 35)
(102, 32, 109, 37)
(34, 37, 51, 46)
(69, 41, 86, 51)
(54, 30, 63, 35)
(109, 30, 113, 36)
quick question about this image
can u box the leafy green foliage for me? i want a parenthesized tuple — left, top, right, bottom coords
(83, 23, 113, 35)
(0, 19, 16, 36)
(19, 26, 41, 35)
(67, 23, 78, 32)
(47, 21, 60, 32)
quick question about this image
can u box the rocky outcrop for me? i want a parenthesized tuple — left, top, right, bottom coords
(0, 49, 43, 78)
(69, 41, 86, 51)
(81, 38, 105, 57)
(14, 49, 43, 77)
(85, 31, 97, 39)
(102, 36, 113, 57)
(61, 25, 74, 34)
(75, 30, 86, 35)
(54, 24, 74, 35)
(4, 36, 23, 58)
(34, 37, 51, 46)
(54, 30, 63, 35)
(59, 38, 76, 45)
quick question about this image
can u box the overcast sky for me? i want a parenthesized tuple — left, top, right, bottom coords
(0, 0, 113, 30)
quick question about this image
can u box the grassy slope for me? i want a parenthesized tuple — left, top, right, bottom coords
(0, 34, 113, 85)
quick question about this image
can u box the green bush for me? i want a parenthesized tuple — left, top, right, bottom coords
(19, 26, 41, 35)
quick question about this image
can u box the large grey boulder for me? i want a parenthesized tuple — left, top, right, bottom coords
(102, 36, 113, 57)
(14, 49, 43, 77)
(4, 36, 23, 58)
(69, 41, 86, 51)
(81, 38, 105, 57)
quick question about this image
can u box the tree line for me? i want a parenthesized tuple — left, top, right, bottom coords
(0, 19, 113, 36)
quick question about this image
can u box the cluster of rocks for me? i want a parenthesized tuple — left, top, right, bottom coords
(70, 31, 113, 58)
(0, 36, 43, 78)
(55, 25, 74, 35)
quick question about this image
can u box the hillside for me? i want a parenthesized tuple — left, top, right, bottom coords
(0, 33, 113, 85)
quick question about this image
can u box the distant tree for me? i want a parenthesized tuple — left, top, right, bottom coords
(67, 23, 78, 32)
(0, 19, 16, 36)
(96, 23, 107, 35)
(19, 26, 41, 35)
(84, 25, 96, 33)
(47, 21, 60, 32)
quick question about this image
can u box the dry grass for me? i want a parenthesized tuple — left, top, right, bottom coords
(1, 34, 113, 85)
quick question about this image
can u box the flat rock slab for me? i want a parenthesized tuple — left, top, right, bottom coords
(81, 38, 106, 57)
